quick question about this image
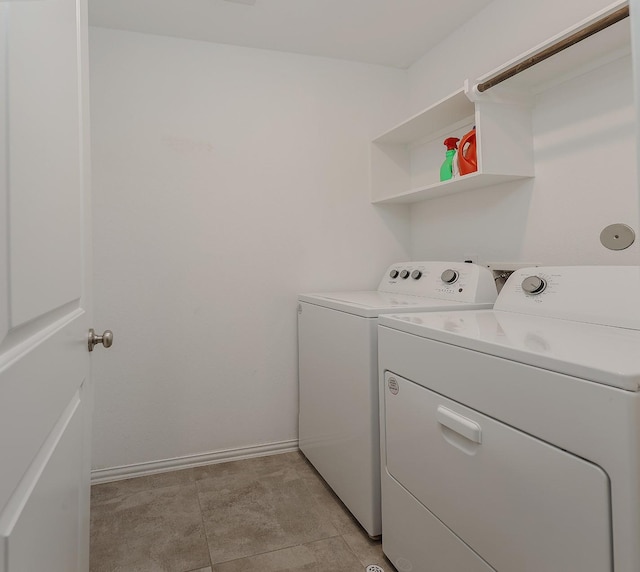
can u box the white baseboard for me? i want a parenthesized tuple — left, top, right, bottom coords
(90, 439, 299, 485)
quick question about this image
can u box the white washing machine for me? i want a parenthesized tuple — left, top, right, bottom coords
(378, 266, 640, 572)
(298, 261, 497, 537)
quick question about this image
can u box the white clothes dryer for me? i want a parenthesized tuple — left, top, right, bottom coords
(378, 266, 640, 572)
(298, 261, 497, 537)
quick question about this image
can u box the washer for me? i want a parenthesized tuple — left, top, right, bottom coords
(378, 266, 640, 572)
(298, 261, 497, 537)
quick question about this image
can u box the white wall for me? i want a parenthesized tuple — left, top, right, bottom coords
(407, 0, 640, 266)
(89, 28, 409, 470)
(632, 0, 640, 193)
(90, 0, 640, 472)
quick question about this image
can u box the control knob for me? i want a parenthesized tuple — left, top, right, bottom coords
(441, 269, 459, 284)
(411, 270, 422, 280)
(522, 275, 547, 295)
(400, 270, 410, 279)
(389, 269, 399, 279)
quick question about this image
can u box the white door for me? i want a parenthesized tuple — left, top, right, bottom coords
(0, 0, 95, 570)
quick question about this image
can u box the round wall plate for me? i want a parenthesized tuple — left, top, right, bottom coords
(600, 223, 635, 251)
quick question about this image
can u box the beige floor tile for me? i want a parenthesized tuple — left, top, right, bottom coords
(90, 482, 209, 572)
(196, 456, 338, 564)
(295, 454, 370, 536)
(193, 452, 303, 489)
(210, 536, 364, 572)
(91, 468, 195, 505)
(294, 454, 396, 570)
(341, 527, 393, 570)
(90, 451, 396, 571)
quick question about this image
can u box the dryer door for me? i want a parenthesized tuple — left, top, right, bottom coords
(383, 371, 612, 572)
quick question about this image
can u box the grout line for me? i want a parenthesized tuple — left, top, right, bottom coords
(194, 478, 215, 572)
(340, 531, 373, 569)
(207, 536, 346, 568)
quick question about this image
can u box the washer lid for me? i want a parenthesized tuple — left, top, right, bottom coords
(298, 291, 492, 318)
(379, 310, 640, 391)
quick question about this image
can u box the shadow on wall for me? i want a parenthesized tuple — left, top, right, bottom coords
(372, 202, 412, 244)
(409, 178, 534, 264)
(533, 56, 635, 161)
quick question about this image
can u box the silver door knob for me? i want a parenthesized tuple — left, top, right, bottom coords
(88, 328, 114, 352)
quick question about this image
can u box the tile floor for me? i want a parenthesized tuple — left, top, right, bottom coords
(90, 451, 397, 572)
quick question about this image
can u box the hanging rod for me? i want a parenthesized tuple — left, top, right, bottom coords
(476, 5, 630, 93)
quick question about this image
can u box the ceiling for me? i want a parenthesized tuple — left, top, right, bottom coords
(88, 0, 494, 69)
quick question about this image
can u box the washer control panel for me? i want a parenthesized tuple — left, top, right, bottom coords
(495, 266, 640, 329)
(379, 262, 497, 304)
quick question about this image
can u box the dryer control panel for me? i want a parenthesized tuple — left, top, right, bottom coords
(378, 262, 497, 304)
(496, 266, 640, 330)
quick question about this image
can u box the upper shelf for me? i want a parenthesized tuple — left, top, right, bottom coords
(469, 0, 630, 98)
(373, 88, 473, 146)
(372, 1, 630, 151)
(370, 0, 631, 206)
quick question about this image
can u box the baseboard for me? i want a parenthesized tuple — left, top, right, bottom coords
(90, 439, 299, 485)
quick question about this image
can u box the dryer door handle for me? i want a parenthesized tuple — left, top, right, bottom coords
(436, 406, 482, 444)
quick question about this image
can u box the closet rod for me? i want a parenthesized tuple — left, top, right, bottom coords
(476, 5, 630, 93)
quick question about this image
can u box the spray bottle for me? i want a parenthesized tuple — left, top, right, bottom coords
(440, 137, 460, 182)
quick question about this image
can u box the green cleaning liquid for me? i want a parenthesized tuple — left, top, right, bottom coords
(440, 137, 460, 182)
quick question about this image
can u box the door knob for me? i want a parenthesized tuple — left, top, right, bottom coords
(88, 328, 114, 352)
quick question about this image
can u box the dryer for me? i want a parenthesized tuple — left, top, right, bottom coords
(378, 266, 640, 572)
(298, 261, 497, 537)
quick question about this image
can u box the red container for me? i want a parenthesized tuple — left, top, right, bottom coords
(458, 128, 477, 176)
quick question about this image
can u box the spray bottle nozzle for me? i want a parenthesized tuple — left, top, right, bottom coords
(444, 137, 460, 150)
